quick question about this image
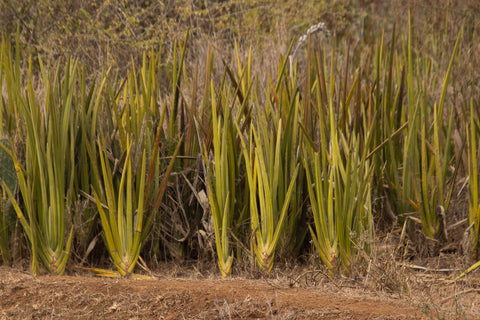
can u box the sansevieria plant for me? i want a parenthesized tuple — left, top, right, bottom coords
(303, 98, 374, 271)
(91, 136, 147, 277)
(467, 99, 480, 256)
(203, 79, 237, 277)
(0, 57, 77, 275)
(237, 117, 299, 273)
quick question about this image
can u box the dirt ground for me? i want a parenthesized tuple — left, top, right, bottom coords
(1, 263, 478, 320)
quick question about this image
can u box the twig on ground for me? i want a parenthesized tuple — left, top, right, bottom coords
(398, 263, 459, 273)
(439, 289, 480, 304)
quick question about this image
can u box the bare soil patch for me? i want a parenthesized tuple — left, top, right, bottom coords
(0, 266, 428, 319)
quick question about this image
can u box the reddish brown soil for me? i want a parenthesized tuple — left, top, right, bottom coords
(0, 266, 429, 320)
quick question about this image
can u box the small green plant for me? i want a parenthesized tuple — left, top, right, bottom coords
(88, 49, 184, 275)
(92, 137, 147, 277)
(467, 99, 480, 256)
(203, 79, 238, 277)
(302, 60, 374, 270)
(0, 56, 77, 275)
(399, 18, 461, 242)
(237, 117, 300, 273)
(374, 16, 461, 248)
(0, 138, 17, 264)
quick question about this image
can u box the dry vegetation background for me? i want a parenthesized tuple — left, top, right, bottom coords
(0, 0, 478, 269)
(1, 1, 480, 318)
